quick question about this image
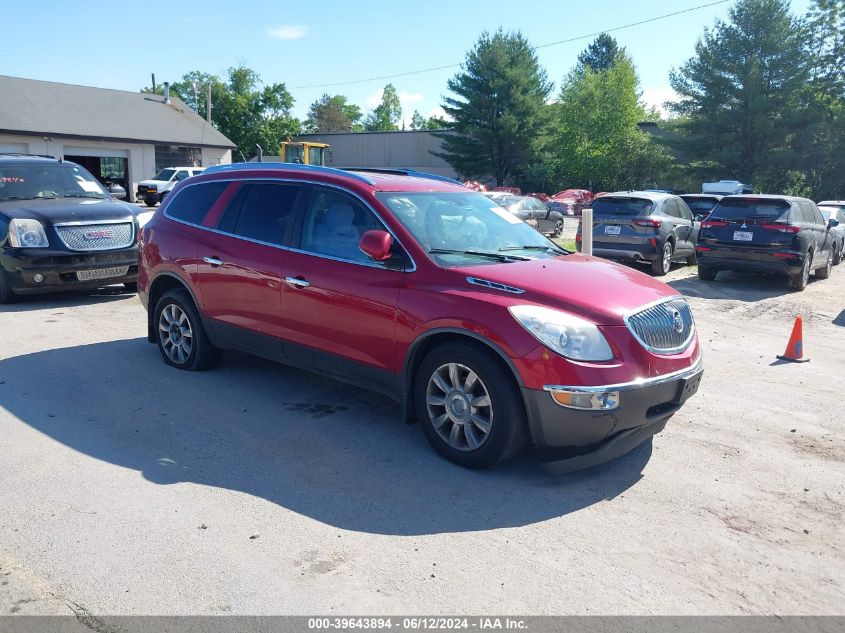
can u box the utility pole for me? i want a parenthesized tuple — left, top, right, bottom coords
(207, 83, 212, 123)
(151, 73, 157, 95)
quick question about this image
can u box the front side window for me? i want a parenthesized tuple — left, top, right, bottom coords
(377, 191, 563, 266)
(0, 163, 107, 201)
(299, 188, 383, 262)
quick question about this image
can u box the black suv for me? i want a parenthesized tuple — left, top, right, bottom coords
(679, 194, 722, 220)
(0, 155, 139, 303)
(697, 195, 838, 290)
(577, 191, 699, 275)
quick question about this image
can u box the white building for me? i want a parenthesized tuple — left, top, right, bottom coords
(0, 75, 234, 202)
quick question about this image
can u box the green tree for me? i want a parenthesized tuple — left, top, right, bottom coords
(364, 83, 402, 131)
(669, 0, 809, 189)
(146, 65, 300, 160)
(576, 33, 623, 73)
(436, 29, 553, 186)
(304, 94, 362, 133)
(551, 46, 671, 191)
(409, 110, 426, 130)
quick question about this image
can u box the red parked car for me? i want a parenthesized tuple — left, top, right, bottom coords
(550, 189, 594, 216)
(138, 164, 702, 472)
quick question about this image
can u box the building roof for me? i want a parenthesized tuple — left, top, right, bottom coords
(0, 75, 235, 149)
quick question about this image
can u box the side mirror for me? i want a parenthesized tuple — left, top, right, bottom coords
(359, 229, 393, 261)
(828, 218, 839, 230)
(109, 184, 127, 200)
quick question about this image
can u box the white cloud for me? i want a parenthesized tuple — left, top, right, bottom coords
(641, 87, 679, 117)
(266, 25, 307, 40)
(399, 91, 423, 105)
(365, 88, 384, 109)
(427, 106, 449, 121)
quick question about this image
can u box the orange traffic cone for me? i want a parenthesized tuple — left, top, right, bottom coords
(777, 316, 809, 363)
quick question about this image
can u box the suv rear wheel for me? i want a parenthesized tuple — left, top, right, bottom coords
(414, 342, 527, 469)
(698, 265, 716, 281)
(154, 289, 221, 370)
(790, 251, 812, 291)
(652, 241, 673, 276)
(816, 247, 833, 280)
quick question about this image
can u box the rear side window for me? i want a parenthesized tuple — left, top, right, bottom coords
(663, 199, 680, 218)
(166, 181, 228, 225)
(220, 183, 301, 246)
(592, 197, 653, 216)
(710, 199, 790, 222)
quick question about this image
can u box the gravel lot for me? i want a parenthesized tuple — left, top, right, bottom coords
(1, 258, 843, 615)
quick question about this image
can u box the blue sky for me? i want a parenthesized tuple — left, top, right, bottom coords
(1, 0, 811, 125)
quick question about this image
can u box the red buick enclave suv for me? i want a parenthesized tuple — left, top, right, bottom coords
(138, 164, 702, 472)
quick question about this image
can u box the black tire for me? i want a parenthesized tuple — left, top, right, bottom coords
(123, 281, 138, 293)
(0, 269, 18, 305)
(158, 191, 169, 204)
(414, 342, 528, 469)
(815, 247, 833, 279)
(698, 265, 717, 281)
(143, 199, 157, 207)
(790, 251, 812, 291)
(652, 241, 673, 276)
(686, 250, 697, 265)
(833, 242, 842, 266)
(153, 288, 221, 371)
(552, 219, 564, 238)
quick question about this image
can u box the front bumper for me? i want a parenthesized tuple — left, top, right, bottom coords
(1, 247, 138, 295)
(522, 356, 703, 472)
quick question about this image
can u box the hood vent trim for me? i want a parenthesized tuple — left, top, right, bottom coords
(466, 277, 525, 294)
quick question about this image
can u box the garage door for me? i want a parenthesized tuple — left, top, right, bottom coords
(0, 143, 27, 153)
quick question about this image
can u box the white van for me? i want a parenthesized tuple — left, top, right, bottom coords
(137, 167, 205, 206)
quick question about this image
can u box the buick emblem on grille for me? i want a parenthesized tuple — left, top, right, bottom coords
(669, 307, 684, 334)
(84, 229, 115, 240)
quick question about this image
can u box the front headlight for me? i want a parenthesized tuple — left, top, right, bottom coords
(9, 218, 49, 248)
(509, 305, 613, 361)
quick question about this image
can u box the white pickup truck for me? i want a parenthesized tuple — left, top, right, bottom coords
(701, 179, 753, 195)
(136, 166, 205, 206)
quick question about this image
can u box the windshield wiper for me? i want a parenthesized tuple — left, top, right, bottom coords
(428, 248, 530, 262)
(499, 244, 567, 254)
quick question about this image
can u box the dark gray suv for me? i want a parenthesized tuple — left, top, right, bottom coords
(576, 192, 699, 275)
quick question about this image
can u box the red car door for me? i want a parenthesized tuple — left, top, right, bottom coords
(280, 185, 405, 396)
(193, 181, 302, 359)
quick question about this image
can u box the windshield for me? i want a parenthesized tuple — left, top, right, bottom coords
(592, 197, 653, 216)
(0, 163, 108, 201)
(153, 168, 177, 181)
(376, 191, 565, 266)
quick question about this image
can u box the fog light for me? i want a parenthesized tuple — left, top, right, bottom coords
(33, 273, 44, 283)
(548, 388, 619, 410)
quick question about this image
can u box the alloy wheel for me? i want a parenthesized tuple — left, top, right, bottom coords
(425, 363, 493, 452)
(158, 303, 193, 364)
(802, 255, 811, 286)
(662, 243, 672, 273)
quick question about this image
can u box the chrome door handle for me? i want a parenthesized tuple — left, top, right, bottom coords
(285, 276, 310, 288)
(203, 256, 224, 266)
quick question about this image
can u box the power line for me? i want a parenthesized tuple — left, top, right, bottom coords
(289, 0, 730, 90)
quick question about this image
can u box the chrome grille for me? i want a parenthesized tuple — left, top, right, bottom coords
(625, 297, 695, 354)
(54, 222, 134, 251)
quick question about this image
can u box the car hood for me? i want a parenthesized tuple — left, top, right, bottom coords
(454, 253, 680, 325)
(0, 198, 136, 225)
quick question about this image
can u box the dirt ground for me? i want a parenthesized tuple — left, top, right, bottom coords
(1, 257, 843, 615)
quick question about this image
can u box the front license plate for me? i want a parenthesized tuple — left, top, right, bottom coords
(733, 231, 753, 241)
(76, 266, 129, 281)
(675, 370, 703, 405)
(604, 225, 621, 235)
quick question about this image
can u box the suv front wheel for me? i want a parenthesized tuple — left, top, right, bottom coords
(414, 342, 527, 469)
(154, 289, 221, 370)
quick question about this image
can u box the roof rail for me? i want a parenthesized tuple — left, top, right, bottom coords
(0, 153, 58, 160)
(202, 161, 376, 185)
(343, 167, 463, 185)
